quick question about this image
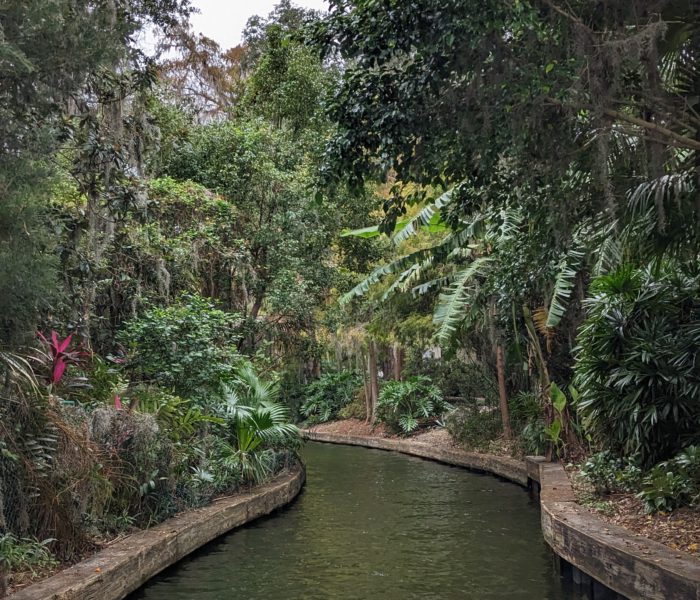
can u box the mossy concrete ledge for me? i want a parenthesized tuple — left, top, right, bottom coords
(527, 457, 700, 600)
(7, 465, 305, 600)
(302, 429, 528, 486)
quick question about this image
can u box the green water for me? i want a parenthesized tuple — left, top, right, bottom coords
(130, 442, 569, 599)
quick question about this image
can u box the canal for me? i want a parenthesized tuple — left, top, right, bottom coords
(130, 441, 569, 599)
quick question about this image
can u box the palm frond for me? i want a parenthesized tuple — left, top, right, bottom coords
(496, 207, 524, 243)
(411, 275, 453, 296)
(591, 234, 622, 277)
(628, 172, 695, 218)
(381, 262, 423, 302)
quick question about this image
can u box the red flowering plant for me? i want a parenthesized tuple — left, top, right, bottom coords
(33, 330, 90, 394)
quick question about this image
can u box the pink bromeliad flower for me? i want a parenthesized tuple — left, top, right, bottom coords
(36, 330, 85, 385)
(114, 395, 123, 410)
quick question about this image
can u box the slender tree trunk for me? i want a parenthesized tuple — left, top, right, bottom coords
(0, 565, 7, 599)
(392, 344, 403, 380)
(496, 343, 512, 440)
(363, 356, 372, 423)
(368, 340, 379, 423)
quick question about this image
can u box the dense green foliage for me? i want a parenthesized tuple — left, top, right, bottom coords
(575, 265, 700, 466)
(1, 0, 700, 589)
(119, 294, 241, 399)
(376, 376, 449, 435)
(579, 452, 643, 496)
(310, 0, 699, 511)
(300, 371, 362, 424)
(0, 534, 56, 577)
(445, 408, 502, 451)
(0, 2, 328, 587)
(639, 447, 700, 513)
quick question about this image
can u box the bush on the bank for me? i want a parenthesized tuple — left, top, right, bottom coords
(0, 349, 299, 571)
(300, 370, 361, 423)
(578, 451, 642, 495)
(408, 355, 498, 405)
(338, 387, 367, 420)
(639, 446, 700, 513)
(119, 293, 242, 401)
(446, 407, 501, 450)
(375, 376, 449, 435)
(0, 533, 57, 575)
(575, 264, 700, 467)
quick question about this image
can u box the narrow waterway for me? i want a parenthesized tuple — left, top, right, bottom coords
(130, 442, 570, 599)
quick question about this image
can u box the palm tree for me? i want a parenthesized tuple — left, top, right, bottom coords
(219, 364, 300, 483)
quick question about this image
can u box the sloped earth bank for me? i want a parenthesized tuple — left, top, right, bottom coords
(306, 418, 458, 448)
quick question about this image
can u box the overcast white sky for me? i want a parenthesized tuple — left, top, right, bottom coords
(189, 0, 329, 49)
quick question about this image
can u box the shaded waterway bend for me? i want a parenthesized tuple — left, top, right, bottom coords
(130, 441, 570, 599)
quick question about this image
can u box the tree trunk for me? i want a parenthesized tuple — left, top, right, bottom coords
(363, 355, 372, 423)
(392, 344, 403, 380)
(368, 340, 379, 423)
(496, 343, 512, 440)
(0, 566, 7, 599)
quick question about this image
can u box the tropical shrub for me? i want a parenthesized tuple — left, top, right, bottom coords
(300, 370, 361, 423)
(575, 264, 700, 466)
(80, 356, 128, 407)
(119, 293, 242, 400)
(508, 391, 542, 432)
(219, 365, 300, 484)
(446, 407, 502, 450)
(639, 446, 700, 513)
(411, 357, 498, 404)
(89, 407, 176, 526)
(519, 421, 548, 456)
(505, 391, 550, 456)
(375, 376, 449, 435)
(0, 533, 57, 575)
(131, 386, 221, 442)
(579, 451, 642, 495)
(338, 388, 367, 421)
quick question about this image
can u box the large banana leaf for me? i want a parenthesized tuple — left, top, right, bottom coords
(433, 256, 493, 343)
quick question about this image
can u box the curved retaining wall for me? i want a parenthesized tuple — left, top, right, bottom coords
(304, 429, 700, 600)
(303, 429, 528, 485)
(7, 465, 305, 600)
(528, 457, 700, 600)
